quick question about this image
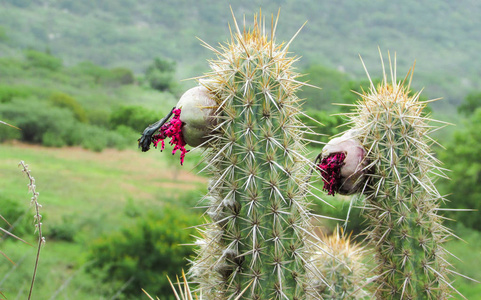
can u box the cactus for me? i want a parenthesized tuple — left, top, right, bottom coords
(320, 53, 458, 299)
(188, 11, 323, 299)
(307, 226, 369, 299)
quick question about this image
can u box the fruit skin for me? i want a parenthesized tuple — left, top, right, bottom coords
(176, 86, 217, 147)
(188, 13, 322, 299)
(321, 129, 368, 195)
(342, 58, 453, 299)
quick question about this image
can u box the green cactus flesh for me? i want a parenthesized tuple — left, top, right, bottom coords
(307, 226, 369, 299)
(351, 58, 454, 299)
(189, 14, 321, 299)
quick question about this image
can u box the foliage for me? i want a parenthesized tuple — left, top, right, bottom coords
(87, 206, 198, 299)
(298, 64, 350, 111)
(0, 98, 76, 144)
(109, 105, 159, 132)
(0, 25, 7, 41)
(439, 107, 481, 230)
(145, 57, 177, 93)
(0, 118, 22, 141)
(24, 49, 63, 71)
(46, 215, 78, 242)
(0, 197, 31, 238)
(1, 1, 477, 110)
(49, 92, 88, 123)
(0, 85, 32, 103)
(457, 91, 481, 116)
(0, 98, 131, 151)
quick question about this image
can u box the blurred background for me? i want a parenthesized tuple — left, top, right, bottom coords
(0, 0, 480, 299)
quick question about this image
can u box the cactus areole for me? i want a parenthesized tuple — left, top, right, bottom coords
(189, 12, 320, 299)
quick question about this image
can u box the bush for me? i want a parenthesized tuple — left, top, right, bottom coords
(101, 67, 135, 86)
(46, 215, 77, 242)
(0, 118, 21, 142)
(0, 197, 32, 238)
(49, 92, 88, 123)
(86, 109, 110, 127)
(297, 65, 349, 111)
(0, 85, 32, 103)
(109, 105, 158, 132)
(458, 91, 481, 116)
(73, 124, 130, 152)
(70, 62, 135, 87)
(87, 206, 199, 299)
(145, 57, 176, 93)
(439, 107, 481, 230)
(0, 98, 76, 144)
(24, 49, 63, 71)
(0, 98, 131, 150)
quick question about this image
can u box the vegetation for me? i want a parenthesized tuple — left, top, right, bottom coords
(1, 1, 480, 111)
(440, 107, 481, 231)
(87, 207, 199, 299)
(1, 5, 481, 298)
(0, 143, 207, 299)
(0, 50, 179, 151)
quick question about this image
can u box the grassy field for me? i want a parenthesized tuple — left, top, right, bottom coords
(0, 142, 207, 299)
(0, 143, 479, 299)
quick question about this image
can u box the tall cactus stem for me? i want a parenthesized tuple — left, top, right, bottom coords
(189, 11, 324, 299)
(341, 52, 458, 299)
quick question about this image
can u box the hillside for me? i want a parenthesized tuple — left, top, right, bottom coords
(1, 0, 480, 110)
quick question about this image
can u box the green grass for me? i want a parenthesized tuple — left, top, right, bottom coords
(0, 143, 207, 299)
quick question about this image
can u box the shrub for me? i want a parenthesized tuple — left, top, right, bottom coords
(439, 107, 481, 230)
(145, 57, 176, 93)
(0, 85, 32, 103)
(0, 118, 21, 141)
(24, 49, 63, 71)
(0, 98, 130, 150)
(87, 206, 198, 299)
(0, 98, 76, 144)
(0, 197, 32, 238)
(46, 215, 77, 242)
(49, 92, 88, 123)
(109, 105, 158, 132)
(101, 67, 135, 86)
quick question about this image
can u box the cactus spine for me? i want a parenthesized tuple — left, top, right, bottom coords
(349, 54, 453, 299)
(189, 12, 320, 299)
(307, 226, 368, 299)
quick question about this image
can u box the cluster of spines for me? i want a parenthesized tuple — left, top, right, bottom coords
(350, 54, 456, 299)
(189, 12, 324, 299)
(306, 226, 368, 300)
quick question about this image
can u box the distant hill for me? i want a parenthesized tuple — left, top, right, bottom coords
(1, 0, 480, 110)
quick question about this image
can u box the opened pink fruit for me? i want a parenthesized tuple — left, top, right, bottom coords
(138, 86, 217, 165)
(317, 130, 368, 195)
